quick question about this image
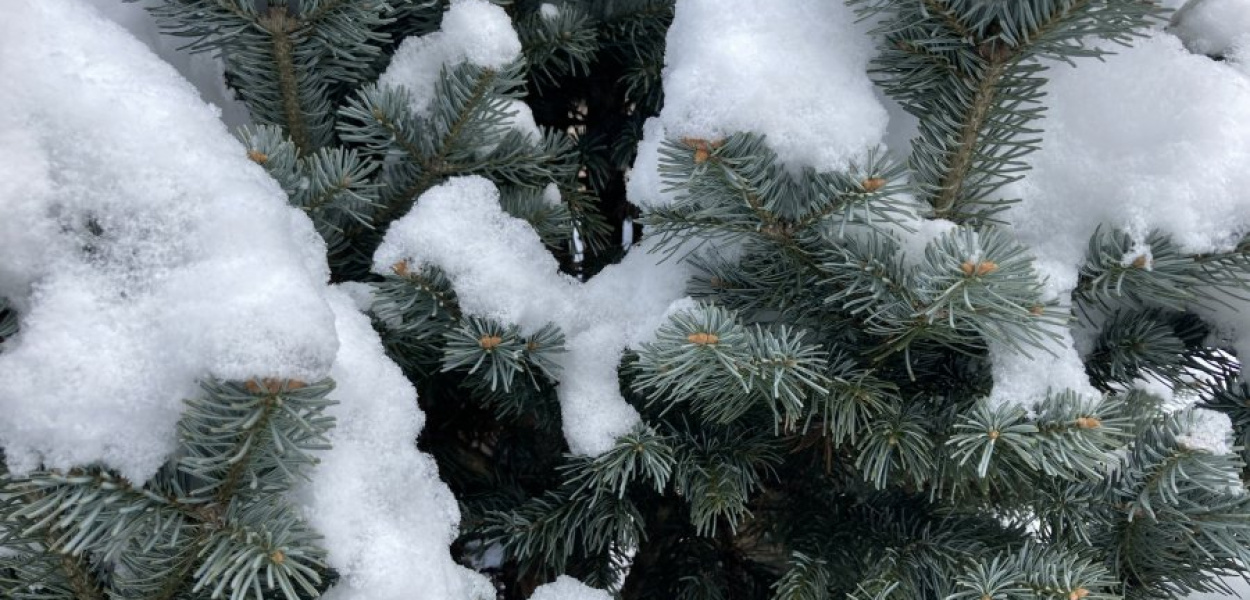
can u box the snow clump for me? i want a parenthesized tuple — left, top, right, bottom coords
(628, 0, 888, 210)
(988, 30, 1250, 406)
(0, 0, 337, 482)
(379, 0, 539, 141)
(375, 176, 693, 456)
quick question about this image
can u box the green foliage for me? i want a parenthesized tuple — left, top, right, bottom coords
(852, 0, 1165, 221)
(0, 380, 337, 600)
(9, 1, 1250, 600)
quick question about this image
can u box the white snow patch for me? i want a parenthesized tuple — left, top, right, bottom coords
(1004, 32, 1250, 292)
(0, 0, 337, 482)
(300, 289, 493, 600)
(1176, 408, 1235, 455)
(986, 324, 1101, 412)
(374, 177, 577, 333)
(1184, 576, 1250, 599)
(82, 0, 251, 129)
(375, 177, 694, 455)
(529, 576, 613, 600)
(379, 0, 537, 141)
(890, 211, 958, 270)
(543, 182, 563, 207)
(987, 31, 1250, 400)
(1171, 0, 1250, 56)
(628, 0, 887, 209)
(539, 3, 561, 20)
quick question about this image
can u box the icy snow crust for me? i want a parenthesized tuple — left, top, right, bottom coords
(628, 0, 888, 210)
(0, 0, 338, 481)
(375, 177, 693, 456)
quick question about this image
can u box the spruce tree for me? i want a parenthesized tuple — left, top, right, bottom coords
(3, 1, 1250, 600)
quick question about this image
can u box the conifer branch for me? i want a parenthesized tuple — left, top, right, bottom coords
(260, 9, 311, 154)
(934, 56, 1008, 218)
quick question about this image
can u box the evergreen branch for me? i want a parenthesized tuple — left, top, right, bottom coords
(401, 67, 502, 206)
(933, 56, 1008, 218)
(57, 540, 105, 600)
(259, 9, 311, 153)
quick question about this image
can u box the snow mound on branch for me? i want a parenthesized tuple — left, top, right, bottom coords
(629, 0, 888, 209)
(528, 576, 612, 600)
(1176, 408, 1235, 456)
(990, 31, 1250, 406)
(373, 177, 578, 331)
(379, 0, 539, 141)
(1171, 0, 1250, 57)
(375, 176, 693, 455)
(1006, 32, 1250, 297)
(986, 326, 1101, 412)
(0, 5, 489, 598)
(0, 0, 337, 482)
(82, 0, 250, 129)
(303, 289, 492, 600)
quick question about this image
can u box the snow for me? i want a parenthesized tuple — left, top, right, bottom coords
(628, 0, 888, 210)
(379, 0, 538, 142)
(0, 0, 338, 482)
(986, 326, 1102, 412)
(528, 576, 612, 600)
(543, 182, 563, 207)
(0, 5, 492, 598)
(379, 0, 520, 108)
(1004, 31, 1250, 298)
(299, 289, 493, 600)
(1171, 0, 1250, 56)
(1176, 408, 1235, 455)
(375, 177, 694, 455)
(375, 177, 578, 333)
(539, 3, 561, 20)
(82, 0, 250, 130)
(985, 31, 1250, 405)
(1186, 577, 1250, 599)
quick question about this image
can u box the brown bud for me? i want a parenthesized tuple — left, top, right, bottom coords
(1068, 588, 1089, 600)
(1029, 304, 1045, 316)
(975, 261, 998, 276)
(1131, 254, 1149, 269)
(681, 137, 723, 164)
(478, 335, 503, 350)
(270, 549, 286, 565)
(988, 429, 1000, 441)
(1075, 416, 1101, 429)
(960, 261, 976, 276)
(246, 378, 305, 394)
(392, 260, 411, 277)
(861, 177, 887, 192)
(247, 149, 269, 164)
(687, 332, 720, 346)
